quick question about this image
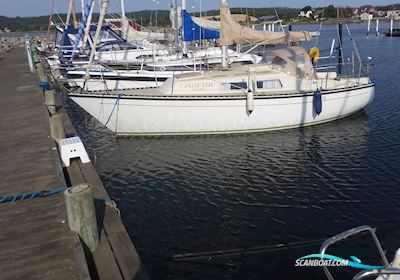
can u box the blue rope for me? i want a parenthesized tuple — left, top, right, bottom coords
(104, 94, 123, 128)
(39, 81, 50, 90)
(0, 186, 67, 204)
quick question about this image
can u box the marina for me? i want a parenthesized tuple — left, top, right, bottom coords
(2, 0, 400, 279)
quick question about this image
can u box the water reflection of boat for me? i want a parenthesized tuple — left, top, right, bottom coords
(92, 110, 370, 175)
(385, 29, 400, 36)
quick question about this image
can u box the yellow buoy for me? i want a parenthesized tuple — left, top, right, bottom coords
(309, 47, 320, 65)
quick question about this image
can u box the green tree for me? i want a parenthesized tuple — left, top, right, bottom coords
(325, 5, 337, 18)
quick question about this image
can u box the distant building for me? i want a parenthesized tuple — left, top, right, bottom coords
(298, 10, 313, 18)
(361, 5, 376, 13)
(386, 10, 400, 18)
(352, 8, 359, 15)
(360, 12, 373, 20)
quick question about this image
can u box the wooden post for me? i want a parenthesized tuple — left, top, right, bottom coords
(376, 19, 379, 36)
(44, 90, 57, 115)
(64, 184, 99, 252)
(49, 113, 65, 140)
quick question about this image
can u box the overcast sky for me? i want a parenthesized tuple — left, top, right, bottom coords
(0, 0, 397, 17)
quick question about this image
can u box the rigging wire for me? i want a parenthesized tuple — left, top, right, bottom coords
(53, 8, 66, 27)
(269, 1, 284, 32)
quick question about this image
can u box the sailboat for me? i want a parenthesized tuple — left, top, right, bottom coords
(64, 46, 261, 91)
(55, 0, 261, 92)
(68, 0, 375, 136)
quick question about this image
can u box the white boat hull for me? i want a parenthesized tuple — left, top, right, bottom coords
(70, 84, 374, 135)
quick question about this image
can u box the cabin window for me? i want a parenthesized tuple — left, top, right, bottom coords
(230, 82, 248, 90)
(256, 79, 282, 89)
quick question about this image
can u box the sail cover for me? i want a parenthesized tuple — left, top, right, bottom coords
(191, 16, 221, 31)
(220, 1, 311, 45)
(70, 0, 94, 60)
(183, 10, 220, 41)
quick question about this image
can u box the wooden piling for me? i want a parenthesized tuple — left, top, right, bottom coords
(49, 113, 66, 140)
(64, 184, 99, 252)
(36, 61, 47, 82)
(44, 90, 57, 115)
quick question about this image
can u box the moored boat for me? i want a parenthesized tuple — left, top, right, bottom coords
(69, 46, 374, 135)
(67, 0, 375, 136)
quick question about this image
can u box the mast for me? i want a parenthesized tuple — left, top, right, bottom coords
(71, 0, 78, 28)
(47, 0, 55, 42)
(120, 0, 128, 40)
(65, 0, 73, 28)
(121, 0, 126, 20)
(172, 0, 179, 47)
(82, 0, 96, 47)
(221, 0, 228, 69)
(70, 0, 95, 61)
(81, 0, 85, 16)
(87, 0, 109, 70)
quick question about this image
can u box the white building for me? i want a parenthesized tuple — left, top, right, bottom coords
(386, 10, 400, 18)
(360, 12, 373, 20)
(298, 10, 313, 18)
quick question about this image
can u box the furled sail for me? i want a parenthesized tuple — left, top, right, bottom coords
(220, 1, 311, 45)
(182, 10, 220, 42)
(70, 0, 94, 60)
(191, 16, 221, 31)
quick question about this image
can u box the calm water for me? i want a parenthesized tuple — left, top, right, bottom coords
(67, 23, 400, 279)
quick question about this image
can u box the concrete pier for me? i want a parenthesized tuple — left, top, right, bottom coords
(0, 47, 146, 279)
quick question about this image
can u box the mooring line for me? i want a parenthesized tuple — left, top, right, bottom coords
(0, 186, 67, 204)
